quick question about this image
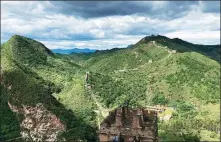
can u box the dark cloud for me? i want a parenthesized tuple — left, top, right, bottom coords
(50, 1, 147, 18)
(48, 1, 219, 19)
(200, 1, 220, 13)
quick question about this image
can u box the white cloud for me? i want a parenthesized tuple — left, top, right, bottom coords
(1, 1, 220, 50)
(165, 30, 220, 45)
(38, 35, 145, 50)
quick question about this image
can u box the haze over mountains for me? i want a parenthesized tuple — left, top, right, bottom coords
(0, 34, 220, 141)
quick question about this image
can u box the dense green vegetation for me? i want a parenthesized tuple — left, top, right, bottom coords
(0, 85, 21, 141)
(1, 35, 96, 141)
(1, 34, 220, 141)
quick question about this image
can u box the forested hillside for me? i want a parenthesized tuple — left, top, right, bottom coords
(1, 35, 220, 141)
(1, 35, 96, 141)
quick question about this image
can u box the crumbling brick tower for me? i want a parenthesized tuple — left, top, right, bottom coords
(98, 106, 158, 142)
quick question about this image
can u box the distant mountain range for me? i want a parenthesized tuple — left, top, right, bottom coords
(52, 48, 96, 54)
(51, 44, 134, 54)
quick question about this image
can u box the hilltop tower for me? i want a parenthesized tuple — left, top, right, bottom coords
(85, 71, 91, 89)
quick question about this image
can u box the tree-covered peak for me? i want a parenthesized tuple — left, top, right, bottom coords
(2, 35, 53, 66)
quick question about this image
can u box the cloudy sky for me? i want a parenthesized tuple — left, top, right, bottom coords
(1, 1, 220, 50)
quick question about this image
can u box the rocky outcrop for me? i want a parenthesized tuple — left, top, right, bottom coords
(8, 102, 65, 141)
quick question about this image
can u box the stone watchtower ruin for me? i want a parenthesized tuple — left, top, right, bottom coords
(98, 105, 158, 142)
(85, 71, 91, 89)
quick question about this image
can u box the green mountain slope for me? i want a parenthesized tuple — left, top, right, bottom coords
(1, 34, 220, 141)
(1, 36, 96, 141)
(69, 35, 220, 74)
(75, 35, 220, 141)
(0, 85, 21, 141)
(2, 35, 53, 67)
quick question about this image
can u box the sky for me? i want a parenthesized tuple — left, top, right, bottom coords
(1, 1, 220, 50)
